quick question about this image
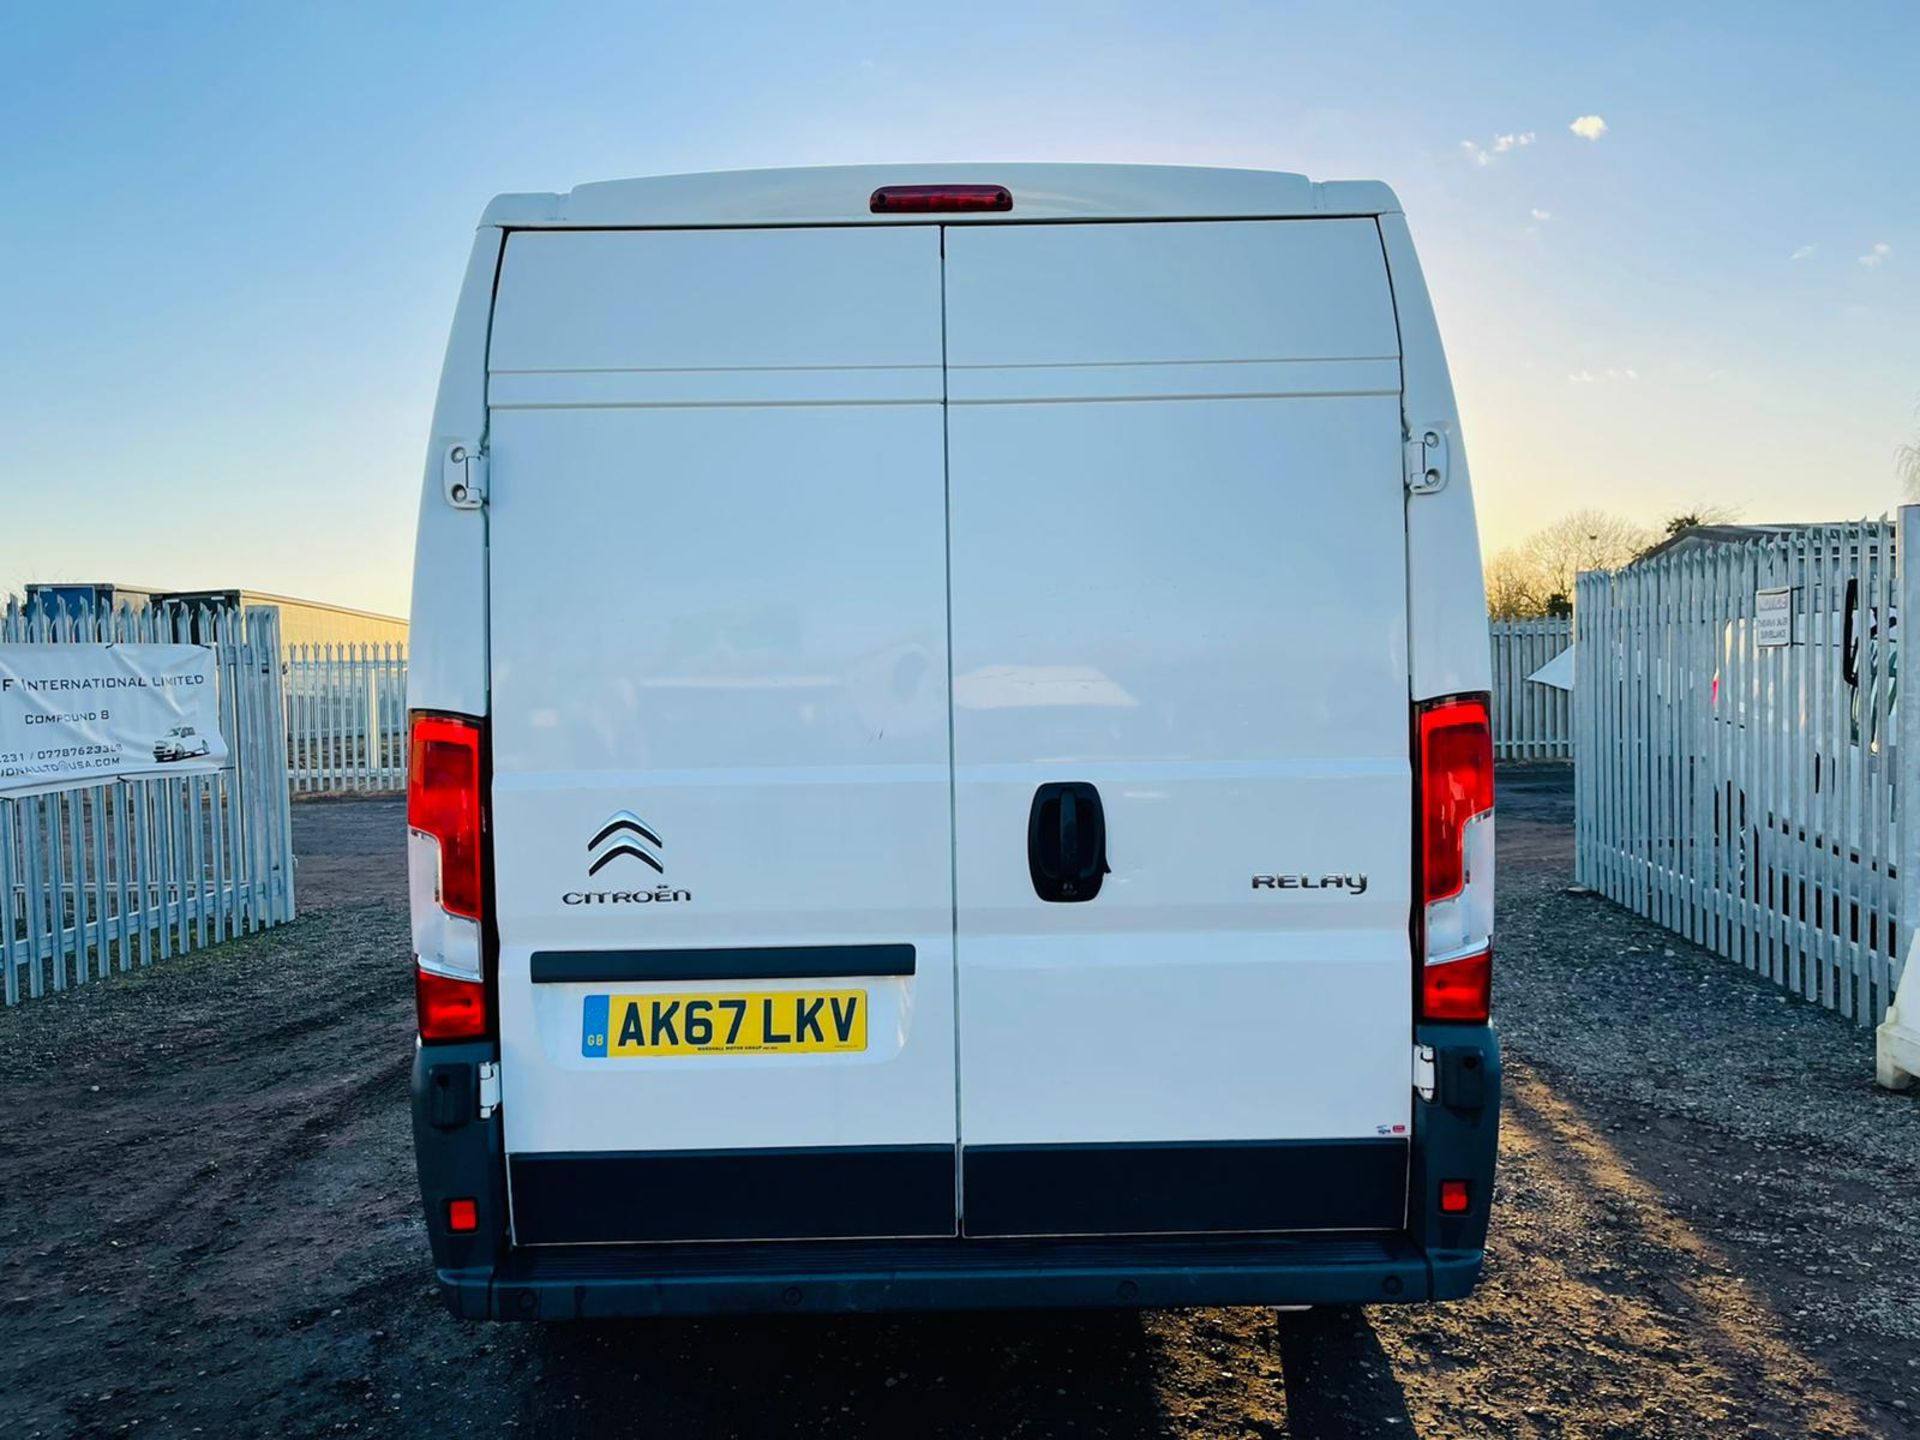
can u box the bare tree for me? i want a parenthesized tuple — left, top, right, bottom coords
(1483, 547, 1546, 618)
(1518, 509, 1656, 601)
(1901, 399, 1920, 501)
(1483, 509, 1657, 617)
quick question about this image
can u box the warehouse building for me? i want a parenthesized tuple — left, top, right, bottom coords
(22, 583, 407, 654)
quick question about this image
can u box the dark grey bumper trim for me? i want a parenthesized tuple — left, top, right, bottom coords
(455, 1232, 1477, 1320)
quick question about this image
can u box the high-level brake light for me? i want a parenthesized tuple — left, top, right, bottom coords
(408, 714, 489, 1042)
(870, 184, 1013, 214)
(1416, 696, 1494, 1022)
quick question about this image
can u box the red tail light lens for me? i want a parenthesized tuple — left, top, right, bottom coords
(1439, 1179, 1471, 1215)
(446, 1197, 479, 1234)
(1417, 696, 1494, 1023)
(408, 714, 490, 1044)
(1418, 699, 1494, 905)
(870, 184, 1013, 214)
(408, 716, 483, 920)
(1422, 947, 1493, 1022)
(417, 968, 489, 1042)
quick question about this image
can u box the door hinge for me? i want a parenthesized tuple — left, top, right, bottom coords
(477, 1061, 501, 1119)
(1413, 1043, 1437, 1103)
(1404, 425, 1449, 495)
(442, 441, 488, 510)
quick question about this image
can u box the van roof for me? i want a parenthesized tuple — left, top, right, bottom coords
(480, 164, 1402, 229)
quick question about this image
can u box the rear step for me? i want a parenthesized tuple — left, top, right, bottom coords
(459, 1233, 1438, 1320)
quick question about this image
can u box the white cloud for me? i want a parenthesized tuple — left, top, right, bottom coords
(1568, 367, 1640, 384)
(1790, 244, 1817, 261)
(1570, 114, 1609, 141)
(1460, 131, 1535, 166)
(1531, 208, 1552, 222)
(1859, 242, 1892, 268)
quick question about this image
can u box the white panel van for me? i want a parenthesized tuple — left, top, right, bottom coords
(406, 166, 1500, 1319)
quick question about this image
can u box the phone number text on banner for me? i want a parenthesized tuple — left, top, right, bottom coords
(0, 644, 229, 796)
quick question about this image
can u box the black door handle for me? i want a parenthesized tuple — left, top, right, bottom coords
(1028, 782, 1108, 902)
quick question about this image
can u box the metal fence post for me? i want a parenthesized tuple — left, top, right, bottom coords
(1878, 507, 1920, 1085)
(1490, 617, 1573, 760)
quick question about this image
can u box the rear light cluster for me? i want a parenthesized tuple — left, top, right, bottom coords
(408, 715, 490, 1042)
(1416, 696, 1494, 1022)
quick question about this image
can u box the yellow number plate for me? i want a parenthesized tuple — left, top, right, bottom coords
(581, 990, 868, 1057)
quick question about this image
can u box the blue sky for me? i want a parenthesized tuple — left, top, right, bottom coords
(3, 1, 1915, 614)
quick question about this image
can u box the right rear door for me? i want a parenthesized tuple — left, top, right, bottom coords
(944, 219, 1416, 1237)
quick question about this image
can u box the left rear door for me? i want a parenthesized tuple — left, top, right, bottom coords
(484, 226, 957, 1245)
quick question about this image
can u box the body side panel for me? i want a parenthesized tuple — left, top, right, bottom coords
(407, 228, 502, 718)
(1379, 213, 1492, 703)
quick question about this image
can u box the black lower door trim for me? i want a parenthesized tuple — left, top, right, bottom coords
(961, 1138, 1407, 1238)
(510, 1145, 956, 1244)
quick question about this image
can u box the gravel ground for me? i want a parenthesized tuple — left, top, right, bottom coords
(1, 768, 1917, 1438)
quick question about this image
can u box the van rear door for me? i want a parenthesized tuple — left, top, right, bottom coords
(943, 219, 1415, 1236)
(484, 227, 958, 1244)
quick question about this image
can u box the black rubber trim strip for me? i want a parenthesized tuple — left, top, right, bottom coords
(509, 1145, 955, 1244)
(466, 1230, 1462, 1319)
(962, 1138, 1408, 1238)
(530, 944, 917, 984)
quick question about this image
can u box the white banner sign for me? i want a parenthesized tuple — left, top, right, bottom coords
(0, 644, 229, 796)
(1754, 586, 1793, 648)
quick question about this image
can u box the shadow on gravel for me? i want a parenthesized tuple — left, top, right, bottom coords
(522, 1309, 1174, 1435)
(512, 1304, 1420, 1437)
(1273, 1307, 1420, 1438)
(1495, 1076, 1875, 1438)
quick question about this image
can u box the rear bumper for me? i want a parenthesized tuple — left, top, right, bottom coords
(413, 1026, 1501, 1320)
(437, 1233, 1486, 1320)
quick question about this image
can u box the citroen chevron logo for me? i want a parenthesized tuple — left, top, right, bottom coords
(587, 810, 664, 876)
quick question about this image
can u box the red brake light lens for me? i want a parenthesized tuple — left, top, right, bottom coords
(870, 184, 1013, 214)
(1418, 698, 1494, 905)
(447, 1197, 479, 1234)
(1439, 1179, 1471, 1215)
(1422, 948, 1492, 1022)
(408, 716, 483, 920)
(416, 968, 489, 1042)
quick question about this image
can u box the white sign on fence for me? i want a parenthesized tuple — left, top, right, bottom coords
(0, 643, 228, 795)
(1754, 586, 1792, 647)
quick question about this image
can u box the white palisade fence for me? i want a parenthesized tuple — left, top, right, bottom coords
(285, 643, 408, 794)
(1, 599, 296, 1005)
(1489, 617, 1572, 760)
(1574, 515, 1911, 1026)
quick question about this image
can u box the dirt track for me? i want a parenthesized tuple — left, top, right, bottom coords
(2, 768, 1918, 1438)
